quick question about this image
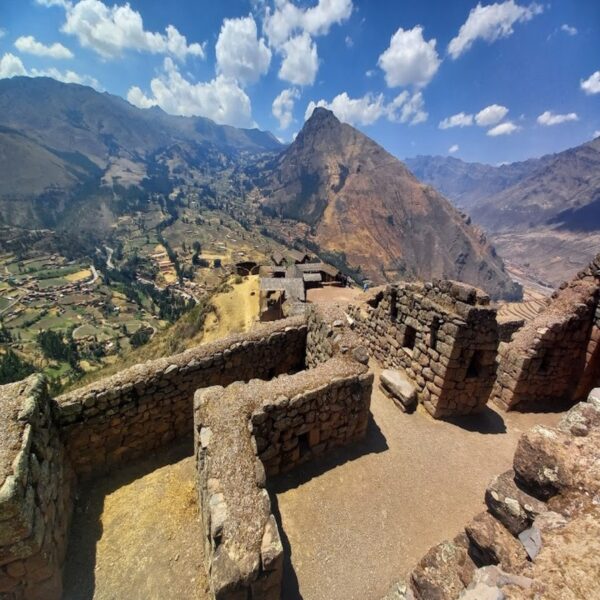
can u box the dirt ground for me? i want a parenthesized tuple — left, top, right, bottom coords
(270, 362, 562, 600)
(307, 285, 363, 304)
(63, 443, 209, 600)
(202, 275, 260, 343)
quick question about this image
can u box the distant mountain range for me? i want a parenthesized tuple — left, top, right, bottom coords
(0, 78, 520, 298)
(406, 137, 600, 286)
(259, 107, 520, 299)
(0, 77, 281, 214)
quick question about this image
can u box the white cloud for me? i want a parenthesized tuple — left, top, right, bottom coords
(378, 26, 440, 88)
(278, 32, 318, 86)
(0, 29, 5, 39)
(126, 58, 254, 128)
(387, 91, 428, 125)
(439, 112, 473, 129)
(487, 121, 520, 136)
(537, 110, 578, 126)
(264, 0, 353, 48)
(365, 69, 375, 78)
(0, 52, 99, 87)
(35, 0, 69, 6)
(345, 35, 354, 48)
(0, 53, 27, 78)
(449, 144, 459, 154)
(305, 92, 385, 126)
(448, 1, 543, 59)
(14, 35, 74, 59)
(594, 130, 600, 139)
(475, 104, 509, 126)
(304, 90, 427, 127)
(272, 87, 300, 129)
(59, 0, 204, 60)
(581, 71, 600, 95)
(560, 24, 577, 36)
(215, 15, 271, 85)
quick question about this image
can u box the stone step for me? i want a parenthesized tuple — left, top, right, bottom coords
(380, 369, 417, 412)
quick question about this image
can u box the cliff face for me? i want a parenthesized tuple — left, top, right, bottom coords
(261, 108, 521, 299)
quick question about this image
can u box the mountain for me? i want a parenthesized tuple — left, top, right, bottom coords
(258, 107, 521, 300)
(405, 155, 546, 214)
(405, 138, 600, 286)
(0, 77, 281, 217)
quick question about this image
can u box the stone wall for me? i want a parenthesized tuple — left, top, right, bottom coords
(348, 280, 499, 418)
(382, 387, 600, 600)
(0, 376, 75, 600)
(56, 317, 307, 477)
(492, 261, 600, 411)
(252, 359, 373, 476)
(195, 355, 371, 599)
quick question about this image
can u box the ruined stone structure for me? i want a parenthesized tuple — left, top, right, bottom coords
(382, 387, 600, 600)
(492, 256, 600, 411)
(0, 378, 74, 600)
(2, 255, 600, 599)
(0, 306, 371, 599)
(348, 280, 499, 418)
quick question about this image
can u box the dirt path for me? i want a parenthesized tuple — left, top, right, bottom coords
(63, 444, 209, 600)
(271, 362, 562, 600)
(202, 275, 259, 343)
(307, 285, 363, 304)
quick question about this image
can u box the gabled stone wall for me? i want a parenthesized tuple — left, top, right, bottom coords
(56, 317, 307, 477)
(0, 376, 75, 600)
(492, 257, 600, 411)
(348, 280, 499, 417)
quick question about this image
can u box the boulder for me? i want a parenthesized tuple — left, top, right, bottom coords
(380, 369, 417, 412)
(513, 425, 600, 500)
(485, 470, 547, 535)
(410, 534, 476, 600)
(465, 512, 529, 573)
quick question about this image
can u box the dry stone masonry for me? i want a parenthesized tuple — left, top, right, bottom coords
(492, 256, 600, 412)
(348, 280, 499, 417)
(0, 377, 74, 600)
(2, 254, 600, 599)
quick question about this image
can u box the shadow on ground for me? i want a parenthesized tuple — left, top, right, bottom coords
(62, 439, 194, 600)
(268, 415, 388, 599)
(441, 405, 507, 434)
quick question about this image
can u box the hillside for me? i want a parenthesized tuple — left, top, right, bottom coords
(0, 77, 281, 225)
(406, 138, 600, 285)
(259, 107, 521, 300)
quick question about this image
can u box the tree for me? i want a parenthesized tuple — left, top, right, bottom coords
(0, 350, 35, 384)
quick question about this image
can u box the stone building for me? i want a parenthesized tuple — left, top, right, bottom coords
(348, 280, 499, 418)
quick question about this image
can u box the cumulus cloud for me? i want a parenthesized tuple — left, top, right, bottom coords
(14, 35, 74, 59)
(448, 1, 543, 59)
(594, 130, 600, 139)
(264, 0, 353, 48)
(304, 90, 427, 127)
(475, 104, 509, 126)
(560, 24, 577, 36)
(378, 26, 440, 88)
(126, 58, 254, 128)
(537, 110, 578, 126)
(387, 91, 428, 125)
(449, 144, 459, 154)
(0, 52, 99, 87)
(581, 71, 600, 95)
(272, 87, 300, 129)
(54, 0, 204, 60)
(439, 112, 473, 129)
(215, 15, 271, 85)
(0, 29, 5, 40)
(487, 121, 520, 136)
(278, 32, 318, 86)
(0, 53, 28, 78)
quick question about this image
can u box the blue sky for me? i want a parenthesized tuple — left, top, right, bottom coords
(1, 0, 599, 164)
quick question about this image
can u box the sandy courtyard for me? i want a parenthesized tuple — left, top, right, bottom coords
(270, 363, 562, 600)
